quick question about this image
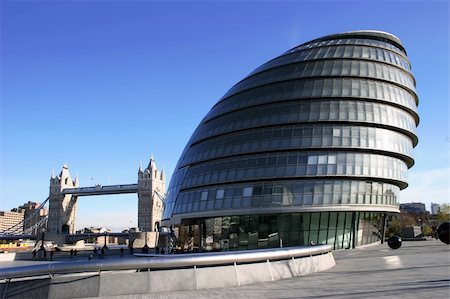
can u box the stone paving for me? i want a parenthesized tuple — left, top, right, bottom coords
(107, 240, 449, 299)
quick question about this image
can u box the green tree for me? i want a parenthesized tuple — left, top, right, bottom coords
(436, 203, 450, 222)
(421, 225, 433, 236)
(386, 212, 415, 237)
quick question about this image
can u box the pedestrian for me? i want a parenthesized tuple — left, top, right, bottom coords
(50, 250, 54, 261)
(70, 249, 74, 258)
(120, 247, 124, 258)
(43, 250, 47, 261)
(74, 249, 77, 259)
(32, 249, 37, 261)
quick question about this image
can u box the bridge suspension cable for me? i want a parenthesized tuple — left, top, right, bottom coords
(154, 190, 167, 207)
(0, 197, 49, 236)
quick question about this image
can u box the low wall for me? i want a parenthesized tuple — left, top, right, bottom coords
(0, 253, 16, 262)
(0, 245, 335, 298)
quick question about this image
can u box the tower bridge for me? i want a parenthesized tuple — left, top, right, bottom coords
(0, 156, 166, 246)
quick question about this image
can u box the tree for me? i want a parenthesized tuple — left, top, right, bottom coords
(386, 212, 416, 237)
(421, 225, 433, 236)
(436, 203, 450, 222)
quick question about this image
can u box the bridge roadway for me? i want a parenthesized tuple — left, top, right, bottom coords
(110, 240, 449, 299)
(0, 184, 138, 239)
(62, 184, 138, 196)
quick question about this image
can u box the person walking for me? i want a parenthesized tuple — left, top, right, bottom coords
(120, 247, 124, 258)
(70, 249, 74, 259)
(50, 250, 54, 261)
(32, 249, 37, 261)
(74, 249, 77, 259)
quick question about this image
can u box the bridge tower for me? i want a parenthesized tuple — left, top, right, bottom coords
(47, 164, 79, 235)
(137, 156, 165, 232)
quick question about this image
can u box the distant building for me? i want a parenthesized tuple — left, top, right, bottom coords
(400, 202, 427, 214)
(0, 209, 25, 233)
(76, 227, 118, 246)
(430, 203, 440, 215)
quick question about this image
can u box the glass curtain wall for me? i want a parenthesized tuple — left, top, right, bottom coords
(176, 211, 384, 252)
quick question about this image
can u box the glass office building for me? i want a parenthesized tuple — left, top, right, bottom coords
(163, 31, 419, 250)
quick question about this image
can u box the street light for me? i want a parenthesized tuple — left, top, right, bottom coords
(40, 228, 46, 251)
(142, 233, 149, 254)
(103, 233, 109, 250)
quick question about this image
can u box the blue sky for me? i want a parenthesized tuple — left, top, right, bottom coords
(1, 0, 448, 231)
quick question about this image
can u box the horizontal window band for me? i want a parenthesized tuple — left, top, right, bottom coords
(191, 120, 418, 149)
(275, 43, 410, 70)
(211, 76, 419, 117)
(170, 205, 401, 221)
(204, 95, 419, 127)
(247, 55, 414, 89)
(220, 60, 417, 104)
(180, 147, 414, 170)
(179, 174, 408, 192)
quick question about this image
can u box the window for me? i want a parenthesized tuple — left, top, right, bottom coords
(308, 155, 318, 164)
(243, 187, 253, 197)
(328, 155, 337, 164)
(318, 155, 327, 164)
(216, 189, 224, 200)
(201, 191, 208, 201)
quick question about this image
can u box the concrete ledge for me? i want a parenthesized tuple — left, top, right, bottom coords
(99, 271, 148, 297)
(1, 246, 335, 298)
(0, 253, 16, 262)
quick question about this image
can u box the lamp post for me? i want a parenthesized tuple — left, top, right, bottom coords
(40, 228, 46, 251)
(103, 233, 108, 250)
(142, 232, 149, 254)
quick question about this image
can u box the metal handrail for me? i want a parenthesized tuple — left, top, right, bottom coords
(0, 245, 332, 280)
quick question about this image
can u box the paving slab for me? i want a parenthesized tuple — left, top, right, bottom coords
(97, 240, 449, 299)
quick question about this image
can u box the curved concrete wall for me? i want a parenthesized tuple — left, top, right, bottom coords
(1, 246, 335, 298)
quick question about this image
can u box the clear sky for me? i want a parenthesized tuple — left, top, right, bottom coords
(1, 0, 449, 231)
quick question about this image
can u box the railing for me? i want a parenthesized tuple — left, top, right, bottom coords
(0, 245, 332, 280)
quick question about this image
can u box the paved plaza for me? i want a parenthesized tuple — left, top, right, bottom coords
(103, 240, 449, 299)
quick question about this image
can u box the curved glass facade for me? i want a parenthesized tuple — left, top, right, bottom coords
(163, 31, 419, 250)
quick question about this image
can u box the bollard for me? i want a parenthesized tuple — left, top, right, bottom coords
(387, 235, 402, 249)
(437, 222, 450, 245)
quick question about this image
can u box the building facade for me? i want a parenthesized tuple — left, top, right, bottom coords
(0, 209, 25, 233)
(400, 202, 427, 214)
(430, 203, 440, 215)
(163, 31, 419, 250)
